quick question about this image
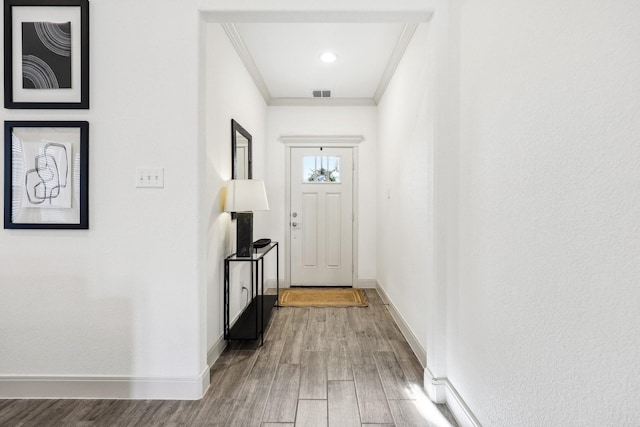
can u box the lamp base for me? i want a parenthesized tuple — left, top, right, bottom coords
(236, 212, 254, 257)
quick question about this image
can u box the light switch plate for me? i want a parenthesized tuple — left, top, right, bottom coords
(136, 168, 164, 188)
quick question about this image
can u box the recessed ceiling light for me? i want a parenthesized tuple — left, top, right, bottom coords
(320, 52, 337, 63)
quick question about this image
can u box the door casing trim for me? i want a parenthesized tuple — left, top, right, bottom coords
(281, 135, 364, 288)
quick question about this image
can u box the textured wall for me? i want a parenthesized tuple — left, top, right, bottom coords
(451, 0, 640, 424)
(377, 23, 434, 356)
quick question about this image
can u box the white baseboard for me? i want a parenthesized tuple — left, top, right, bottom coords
(207, 335, 228, 367)
(376, 283, 480, 427)
(266, 278, 289, 288)
(357, 279, 378, 288)
(267, 279, 377, 289)
(424, 368, 481, 427)
(0, 367, 210, 400)
(375, 282, 426, 368)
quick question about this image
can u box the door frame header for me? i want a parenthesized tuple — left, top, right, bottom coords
(280, 135, 365, 146)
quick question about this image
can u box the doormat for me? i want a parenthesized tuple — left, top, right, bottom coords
(278, 288, 368, 307)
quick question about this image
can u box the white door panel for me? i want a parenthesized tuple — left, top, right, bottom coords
(290, 147, 353, 287)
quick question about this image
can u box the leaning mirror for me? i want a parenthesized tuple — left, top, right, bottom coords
(231, 119, 252, 181)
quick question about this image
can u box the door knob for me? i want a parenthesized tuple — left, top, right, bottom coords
(292, 222, 299, 227)
(292, 212, 298, 218)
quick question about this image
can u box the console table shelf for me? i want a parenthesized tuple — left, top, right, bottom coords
(226, 295, 278, 340)
(224, 242, 279, 346)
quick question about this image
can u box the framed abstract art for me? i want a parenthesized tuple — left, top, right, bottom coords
(4, 0, 89, 109)
(4, 121, 89, 229)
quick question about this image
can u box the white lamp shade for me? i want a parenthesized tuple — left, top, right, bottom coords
(224, 179, 270, 212)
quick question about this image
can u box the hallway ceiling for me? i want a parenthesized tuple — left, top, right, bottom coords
(226, 22, 418, 106)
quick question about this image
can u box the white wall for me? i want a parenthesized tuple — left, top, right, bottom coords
(0, 0, 206, 398)
(377, 23, 433, 359)
(266, 106, 378, 285)
(204, 24, 267, 358)
(450, 0, 640, 425)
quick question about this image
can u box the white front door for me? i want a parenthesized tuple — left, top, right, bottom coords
(290, 147, 353, 287)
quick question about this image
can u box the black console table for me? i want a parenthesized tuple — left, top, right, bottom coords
(224, 242, 279, 346)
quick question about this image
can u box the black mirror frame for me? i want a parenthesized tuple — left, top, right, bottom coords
(230, 119, 252, 220)
(231, 119, 252, 181)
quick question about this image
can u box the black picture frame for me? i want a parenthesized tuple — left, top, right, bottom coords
(4, 121, 89, 229)
(4, 0, 89, 109)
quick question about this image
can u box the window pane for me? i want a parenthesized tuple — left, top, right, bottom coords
(302, 156, 341, 183)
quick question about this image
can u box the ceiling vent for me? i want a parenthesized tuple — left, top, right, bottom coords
(312, 90, 331, 98)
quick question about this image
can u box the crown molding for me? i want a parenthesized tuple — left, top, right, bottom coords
(221, 23, 272, 104)
(374, 22, 419, 103)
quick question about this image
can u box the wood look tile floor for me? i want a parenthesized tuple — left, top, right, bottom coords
(0, 289, 458, 427)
